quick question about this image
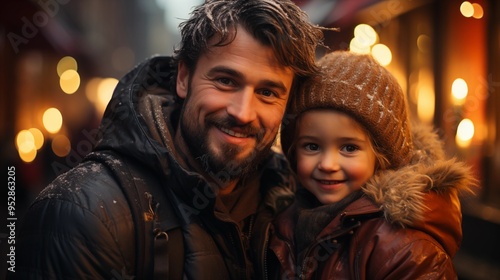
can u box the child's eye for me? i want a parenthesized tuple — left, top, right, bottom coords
(304, 143, 320, 151)
(341, 144, 358, 153)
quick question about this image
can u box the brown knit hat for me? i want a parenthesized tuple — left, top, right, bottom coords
(281, 50, 413, 169)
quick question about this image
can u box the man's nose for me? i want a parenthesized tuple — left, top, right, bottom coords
(226, 88, 257, 124)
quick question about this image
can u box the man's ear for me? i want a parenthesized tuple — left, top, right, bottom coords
(176, 61, 189, 99)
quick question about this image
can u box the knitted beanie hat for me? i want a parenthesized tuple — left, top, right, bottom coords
(281, 50, 413, 169)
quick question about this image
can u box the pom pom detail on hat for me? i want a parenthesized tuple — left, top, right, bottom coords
(281, 50, 413, 169)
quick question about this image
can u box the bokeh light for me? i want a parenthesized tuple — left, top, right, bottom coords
(16, 130, 35, 153)
(28, 127, 44, 150)
(43, 108, 63, 134)
(354, 24, 378, 47)
(371, 44, 392, 66)
(97, 78, 119, 114)
(60, 69, 81, 94)
(19, 148, 37, 163)
(456, 118, 475, 147)
(57, 56, 78, 77)
(417, 34, 432, 53)
(16, 130, 37, 163)
(452, 78, 468, 105)
(460, 1, 474, 18)
(350, 38, 371, 54)
(85, 77, 102, 104)
(472, 3, 484, 19)
(52, 134, 71, 157)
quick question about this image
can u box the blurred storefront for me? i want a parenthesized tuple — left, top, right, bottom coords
(1, 0, 499, 279)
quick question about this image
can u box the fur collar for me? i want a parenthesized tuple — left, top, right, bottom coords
(363, 123, 478, 228)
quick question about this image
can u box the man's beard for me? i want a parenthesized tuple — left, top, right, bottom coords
(180, 112, 275, 185)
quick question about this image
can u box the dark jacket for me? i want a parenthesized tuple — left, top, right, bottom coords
(269, 124, 476, 280)
(10, 56, 295, 279)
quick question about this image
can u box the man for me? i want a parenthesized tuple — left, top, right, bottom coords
(9, 0, 324, 279)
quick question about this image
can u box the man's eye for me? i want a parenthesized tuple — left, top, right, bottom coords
(260, 89, 275, 97)
(217, 77, 234, 86)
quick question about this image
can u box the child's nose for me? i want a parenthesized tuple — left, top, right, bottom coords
(317, 152, 340, 172)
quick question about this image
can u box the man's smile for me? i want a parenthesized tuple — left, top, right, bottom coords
(219, 126, 251, 138)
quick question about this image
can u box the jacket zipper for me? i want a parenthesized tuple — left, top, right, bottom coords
(216, 211, 254, 279)
(262, 223, 271, 280)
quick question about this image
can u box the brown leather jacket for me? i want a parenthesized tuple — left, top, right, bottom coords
(269, 124, 477, 280)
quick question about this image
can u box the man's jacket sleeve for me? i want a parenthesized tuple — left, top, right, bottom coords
(6, 164, 135, 279)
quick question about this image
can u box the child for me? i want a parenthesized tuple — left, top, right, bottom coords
(270, 51, 477, 279)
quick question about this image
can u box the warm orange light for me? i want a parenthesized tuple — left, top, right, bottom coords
(96, 78, 118, 114)
(349, 38, 371, 54)
(43, 108, 63, 134)
(85, 77, 102, 103)
(28, 128, 44, 150)
(460, 1, 474, 17)
(416, 69, 435, 124)
(452, 78, 468, 106)
(353, 24, 378, 47)
(456, 118, 474, 148)
(57, 56, 78, 77)
(16, 130, 35, 153)
(371, 44, 392, 66)
(16, 129, 38, 162)
(60, 69, 81, 94)
(472, 3, 484, 19)
(18, 148, 37, 163)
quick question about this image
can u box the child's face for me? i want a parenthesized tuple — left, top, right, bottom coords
(295, 109, 377, 204)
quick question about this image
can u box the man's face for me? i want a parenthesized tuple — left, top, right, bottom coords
(176, 27, 294, 182)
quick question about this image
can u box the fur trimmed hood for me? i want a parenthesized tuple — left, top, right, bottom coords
(362, 123, 478, 255)
(363, 123, 476, 226)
